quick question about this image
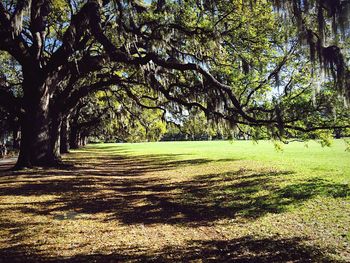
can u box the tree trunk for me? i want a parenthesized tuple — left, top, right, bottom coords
(49, 114, 62, 163)
(80, 137, 85, 147)
(15, 75, 60, 168)
(69, 125, 80, 149)
(82, 136, 88, 146)
(12, 126, 20, 149)
(60, 115, 70, 153)
(16, 100, 50, 167)
(69, 108, 81, 149)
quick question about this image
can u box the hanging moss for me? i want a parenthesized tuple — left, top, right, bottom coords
(272, 0, 350, 100)
(11, 0, 32, 36)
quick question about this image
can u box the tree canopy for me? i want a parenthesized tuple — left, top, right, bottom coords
(0, 0, 349, 168)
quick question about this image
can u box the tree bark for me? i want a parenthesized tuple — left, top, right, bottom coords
(60, 115, 70, 153)
(15, 75, 60, 168)
(49, 114, 62, 163)
(69, 107, 82, 149)
(69, 125, 80, 149)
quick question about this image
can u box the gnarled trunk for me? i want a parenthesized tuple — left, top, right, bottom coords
(15, 75, 61, 169)
(16, 96, 51, 167)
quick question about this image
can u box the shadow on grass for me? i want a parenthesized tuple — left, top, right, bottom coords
(0, 148, 349, 223)
(0, 236, 340, 262)
(0, 146, 349, 261)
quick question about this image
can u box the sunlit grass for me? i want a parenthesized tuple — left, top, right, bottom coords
(91, 139, 350, 179)
(0, 140, 349, 262)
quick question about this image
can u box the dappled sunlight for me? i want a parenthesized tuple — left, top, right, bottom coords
(0, 144, 349, 261)
(0, 236, 339, 262)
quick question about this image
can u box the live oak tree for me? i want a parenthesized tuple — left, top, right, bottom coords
(0, 0, 349, 168)
(68, 95, 110, 148)
(0, 0, 115, 167)
(71, 90, 167, 143)
(273, 0, 350, 99)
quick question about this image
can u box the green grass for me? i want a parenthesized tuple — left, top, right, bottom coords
(0, 140, 349, 262)
(93, 139, 350, 181)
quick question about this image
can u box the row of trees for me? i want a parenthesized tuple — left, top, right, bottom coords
(0, 0, 349, 168)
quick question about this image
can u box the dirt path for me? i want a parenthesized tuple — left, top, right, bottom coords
(0, 148, 344, 262)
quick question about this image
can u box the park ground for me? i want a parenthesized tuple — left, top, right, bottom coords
(0, 140, 349, 262)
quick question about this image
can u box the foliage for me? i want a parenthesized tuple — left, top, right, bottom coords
(84, 90, 167, 143)
(0, 0, 349, 167)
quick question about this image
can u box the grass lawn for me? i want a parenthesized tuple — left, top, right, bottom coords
(0, 140, 349, 262)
